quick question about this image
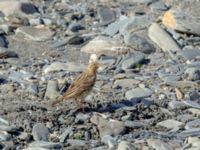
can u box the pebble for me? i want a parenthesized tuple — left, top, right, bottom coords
(75, 113, 90, 123)
(113, 79, 140, 89)
(67, 139, 87, 147)
(157, 119, 183, 129)
(124, 120, 145, 128)
(81, 36, 128, 56)
(125, 87, 153, 100)
(97, 7, 115, 26)
(44, 62, 85, 74)
(0, 124, 19, 132)
(101, 135, 116, 149)
(147, 139, 173, 150)
(185, 119, 200, 129)
(117, 141, 136, 150)
(121, 53, 145, 70)
(168, 101, 187, 110)
(183, 100, 200, 109)
(44, 80, 60, 99)
(90, 114, 126, 137)
(29, 141, 62, 149)
(150, 1, 168, 11)
(59, 127, 74, 143)
(32, 123, 50, 141)
(0, 131, 12, 141)
(15, 26, 54, 42)
(185, 67, 200, 81)
(178, 128, 200, 138)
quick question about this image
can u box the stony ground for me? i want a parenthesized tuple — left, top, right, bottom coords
(0, 0, 200, 150)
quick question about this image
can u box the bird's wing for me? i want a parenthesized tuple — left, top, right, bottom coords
(63, 73, 96, 99)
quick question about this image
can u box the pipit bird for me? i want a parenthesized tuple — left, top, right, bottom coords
(51, 59, 102, 110)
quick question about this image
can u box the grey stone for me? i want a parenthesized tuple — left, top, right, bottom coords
(0, 124, 19, 132)
(0, 117, 9, 125)
(8, 71, 34, 84)
(81, 36, 128, 56)
(68, 22, 85, 32)
(101, 135, 116, 148)
(185, 119, 200, 129)
(68, 36, 84, 45)
(29, 17, 42, 26)
(97, 7, 115, 26)
(0, 131, 11, 141)
(0, 47, 17, 58)
(67, 139, 87, 147)
(90, 114, 126, 138)
(124, 33, 155, 54)
(178, 128, 200, 138)
(121, 53, 145, 70)
(32, 123, 49, 141)
(150, 1, 168, 11)
(117, 141, 136, 150)
(29, 141, 62, 149)
(120, 15, 154, 36)
(113, 79, 140, 89)
(27, 84, 39, 95)
(0, 35, 7, 48)
(42, 18, 53, 26)
(185, 68, 200, 81)
(168, 101, 188, 110)
(125, 87, 153, 100)
(124, 120, 145, 128)
(178, 47, 200, 60)
(50, 39, 69, 49)
(103, 17, 129, 36)
(148, 23, 181, 53)
(147, 139, 173, 150)
(157, 71, 181, 82)
(44, 62, 85, 74)
(183, 100, 200, 109)
(16, 26, 54, 42)
(157, 119, 184, 129)
(44, 80, 60, 99)
(75, 113, 90, 123)
(59, 127, 74, 143)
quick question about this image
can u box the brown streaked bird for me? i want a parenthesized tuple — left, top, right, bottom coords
(51, 60, 102, 109)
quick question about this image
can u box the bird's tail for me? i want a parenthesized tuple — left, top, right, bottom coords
(51, 96, 65, 107)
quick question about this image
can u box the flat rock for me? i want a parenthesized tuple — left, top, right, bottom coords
(103, 17, 129, 36)
(162, 9, 200, 35)
(124, 33, 155, 54)
(113, 79, 140, 89)
(97, 7, 115, 26)
(81, 36, 128, 56)
(90, 114, 126, 138)
(29, 141, 62, 149)
(8, 70, 34, 84)
(125, 87, 153, 100)
(147, 139, 173, 150)
(0, 124, 19, 132)
(187, 108, 200, 116)
(44, 80, 60, 99)
(59, 127, 74, 143)
(16, 26, 54, 42)
(67, 139, 87, 147)
(121, 53, 145, 70)
(185, 119, 200, 129)
(44, 62, 85, 74)
(157, 119, 183, 129)
(0, 0, 37, 17)
(178, 47, 200, 60)
(148, 23, 181, 53)
(117, 141, 136, 150)
(120, 15, 154, 36)
(32, 123, 49, 141)
(0, 36, 8, 48)
(168, 101, 188, 110)
(178, 128, 200, 139)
